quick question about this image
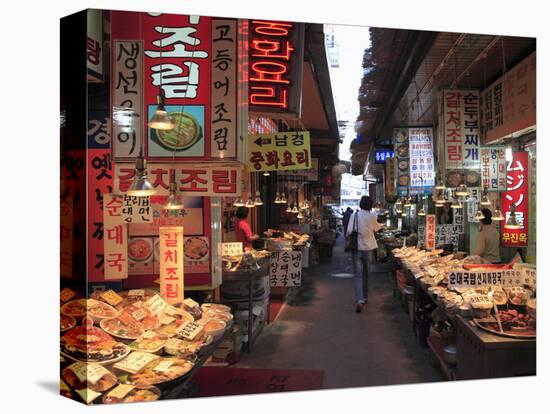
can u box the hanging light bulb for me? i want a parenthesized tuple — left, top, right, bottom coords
(480, 189, 491, 206)
(245, 194, 255, 208)
(149, 91, 175, 130)
(285, 204, 292, 213)
(435, 200, 445, 207)
(505, 205, 521, 229)
(451, 193, 462, 209)
(233, 196, 245, 207)
(492, 206, 505, 221)
(291, 205, 299, 214)
(403, 196, 412, 208)
(263, 171, 270, 176)
(417, 207, 426, 216)
(456, 183, 469, 197)
(274, 192, 281, 204)
(127, 151, 156, 196)
(475, 208, 485, 221)
(297, 211, 304, 219)
(163, 172, 184, 210)
(254, 191, 263, 206)
(435, 178, 446, 190)
(280, 192, 288, 204)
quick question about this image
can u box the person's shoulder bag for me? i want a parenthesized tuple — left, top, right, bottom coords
(345, 212, 359, 253)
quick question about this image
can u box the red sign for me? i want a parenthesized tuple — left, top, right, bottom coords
(501, 152, 529, 247)
(425, 215, 436, 250)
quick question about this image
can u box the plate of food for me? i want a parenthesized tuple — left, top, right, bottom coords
(61, 319, 131, 364)
(395, 144, 409, 158)
(61, 314, 77, 332)
(128, 333, 166, 354)
(474, 309, 536, 339)
(465, 170, 481, 187)
(103, 385, 161, 404)
(61, 299, 88, 319)
(398, 160, 409, 171)
(129, 358, 195, 387)
(163, 335, 214, 358)
(446, 171, 462, 188)
(100, 307, 160, 340)
(154, 112, 202, 152)
(128, 238, 154, 262)
(393, 128, 408, 143)
(87, 298, 119, 322)
(398, 174, 410, 187)
(184, 237, 209, 261)
(113, 289, 159, 311)
(62, 362, 118, 393)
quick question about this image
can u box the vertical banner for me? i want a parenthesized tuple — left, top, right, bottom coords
(88, 149, 114, 281)
(87, 9, 104, 82)
(501, 152, 529, 247)
(159, 226, 185, 304)
(408, 127, 435, 188)
(393, 128, 409, 195)
(103, 194, 129, 280)
(143, 13, 212, 160)
(270, 251, 302, 287)
(480, 147, 506, 191)
(112, 40, 143, 159)
(60, 196, 73, 278)
(425, 214, 436, 250)
(466, 187, 481, 223)
(211, 19, 237, 158)
(384, 155, 397, 200)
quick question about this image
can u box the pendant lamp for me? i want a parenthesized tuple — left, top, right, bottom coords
(233, 196, 245, 207)
(245, 194, 255, 208)
(435, 178, 446, 190)
(492, 207, 504, 221)
(263, 171, 270, 176)
(254, 191, 263, 206)
(450, 194, 462, 209)
(280, 192, 288, 204)
(417, 207, 426, 216)
(274, 192, 282, 204)
(480, 189, 491, 206)
(163, 172, 184, 210)
(291, 205, 299, 214)
(285, 204, 292, 213)
(149, 92, 175, 130)
(297, 212, 304, 219)
(455, 183, 469, 197)
(127, 150, 156, 196)
(475, 208, 484, 221)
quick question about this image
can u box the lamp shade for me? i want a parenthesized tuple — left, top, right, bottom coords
(455, 183, 469, 197)
(127, 154, 156, 196)
(254, 191, 263, 206)
(233, 197, 245, 207)
(417, 207, 426, 216)
(149, 94, 175, 130)
(492, 208, 505, 221)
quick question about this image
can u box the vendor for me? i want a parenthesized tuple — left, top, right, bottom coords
(474, 208, 501, 263)
(234, 206, 259, 250)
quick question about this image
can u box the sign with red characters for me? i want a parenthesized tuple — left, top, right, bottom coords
(248, 20, 304, 116)
(425, 214, 436, 251)
(501, 152, 529, 247)
(159, 227, 184, 304)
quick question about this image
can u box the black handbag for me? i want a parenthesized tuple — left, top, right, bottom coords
(345, 212, 359, 253)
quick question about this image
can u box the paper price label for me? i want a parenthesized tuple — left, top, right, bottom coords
(60, 287, 76, 303)
(132, 309, 148, 321)
(69, 362, 110, 385)
(183, 298, 199, 309)
(128, 289, 145, 297)
(144, 294, 168, 315)
(153, 360, 175, 373)
(107, 384, 135, 400)
(100, 290, 123, 306)
(164, 338, 183, 350)
(159, 313, 176, 325)
(139, 330, 157, 340)
(221, 242, 243, 256)
(175, 321, 203, 340)
(76, 388, 102, 404)
(114, 352, 159, 374)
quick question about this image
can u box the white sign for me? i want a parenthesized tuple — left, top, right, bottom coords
(221, 242, 243, 256)
(270, 251, 302, 287)
(122, 195, 153, 224)
(466, 188, 481, 223)
(409, 127, 435, 187)
(447, 269, 530, 289)
(113, 352, 160, 374)
(143, 294, 168, 315)
(175, 320, 204, 340)
(103, 193, 128, 280)
(69, 362, 110, 385)
(480, 147, 506, 191)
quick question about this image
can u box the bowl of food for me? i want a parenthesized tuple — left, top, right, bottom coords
(471, 302, 493, 318)
(201, 303, 231, 313)
(446, 171, 462, 188)
(465, 170, 481, 187)
(154, 112, 202, 152)
(197, 318, 227, 339)
(128, 238, 154, 263)
(398, 174, 410, 187)
(393, 129, 408, 143)
(395, 144, 409, 158)
(103, 385, 161, 404)
(398, 160, 409, 171)
(61, 314, 77, 332)
(184, 237, 209, 261)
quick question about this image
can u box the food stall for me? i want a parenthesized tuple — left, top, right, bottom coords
(391, 246, 536, 380)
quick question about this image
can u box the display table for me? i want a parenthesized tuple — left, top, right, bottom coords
(455, 315, 536, 380)
(222, 256, 270, 353)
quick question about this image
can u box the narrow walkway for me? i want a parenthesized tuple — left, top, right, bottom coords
(235, 235, 444, 389)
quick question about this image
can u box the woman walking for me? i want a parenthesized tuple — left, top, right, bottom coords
(347, 196, 383, 313)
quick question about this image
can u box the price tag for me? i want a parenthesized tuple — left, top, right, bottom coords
(76, 388, 102, 404)
(114, 352, 159, 374)
(163, 305, 181, 316)
(60, 287, 76, 303)
(153, 360, 175, 373)
(164, 338, 182, 350)
(143, 294, 168, 315)
(139, 330, 157, 340)
(69, 362, 110, 385)
(128, 289, 145, 297)
(221, 242, 243, 256)
(183, 298, 199, 309)
(175, 321, 203, 341)
(132, 308, 148, 321)
(117, 311, 135, 325)
(107, 384, 135, 400)
(159, 313, 176, 325)
(100, 290, 123, 307)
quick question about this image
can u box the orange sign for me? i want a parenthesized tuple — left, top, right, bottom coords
(103, 194, 129, 280)
(159, 227, 184, 304)
(425, 215, 436, 250)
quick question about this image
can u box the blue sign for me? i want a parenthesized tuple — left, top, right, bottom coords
(374, 149, 394, 164)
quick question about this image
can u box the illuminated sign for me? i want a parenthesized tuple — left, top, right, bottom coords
(374, 148, 394, 164)
(248, 20, 304, 115)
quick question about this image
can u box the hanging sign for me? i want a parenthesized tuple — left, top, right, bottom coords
(211, 19, 237, 158)
(121, 195, 153, 224)
(501, 152, 529, 247)
(408, 127, 435, 188)
(425, 214, 436, 250)
(159, 227, 185, 304)
(384, 155, 397, 200)
(443, 89, 481, 170)
(112, 40, 143, 160)
(270, 251, 302, 287)
(482, 52, 536, 144)
(466, 187, 481, 223)
(374, 148, 395, 164)
(393, 128, 410, 195)
(448, 269, 529, 289)
(247, 131, 311, 172)
(248, 20, 304, 116)
(480, 147, 506, 191)
(103, 193, 128, 280)
(115, 163, 241, 197)
(87, 111, 111, 149)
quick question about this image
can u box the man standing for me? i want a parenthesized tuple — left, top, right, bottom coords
(342, 207, 353, 237)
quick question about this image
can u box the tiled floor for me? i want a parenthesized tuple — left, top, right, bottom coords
(234, 236, 444, 389)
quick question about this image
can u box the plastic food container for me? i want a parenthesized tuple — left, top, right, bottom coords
(443, 344, 457, 365)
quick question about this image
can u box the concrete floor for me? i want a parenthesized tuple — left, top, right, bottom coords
(234, 236, 445, 389)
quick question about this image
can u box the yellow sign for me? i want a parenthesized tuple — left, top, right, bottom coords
(159, 227, 185, 305)
(100, 289, 123, 307)
(247, 131, 312, 172)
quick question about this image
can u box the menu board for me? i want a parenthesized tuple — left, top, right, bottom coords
(501, 152, 529, 247)
(480, 147, 506, 191)
(408, 127, 435, 188)
(270, 251, 302, 287)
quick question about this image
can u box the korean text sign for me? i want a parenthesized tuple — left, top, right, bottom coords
(103, 194, 129, 280)
(480, 147, 506, 191)
(247, 131, 311, 172)
(408, 127, 435, 187)
(501, 152, 529, 247)
(447, 269, 533, 289)
(159, 226, 184, 304)
(443, 89, 481, 170)
(425, 215, 436, 250)
(270, 251, 302, 287)
(114, 163, 241, 196)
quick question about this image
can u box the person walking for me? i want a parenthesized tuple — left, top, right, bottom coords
(347, 196, 384, 313)
(342, 207, 353, 237)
